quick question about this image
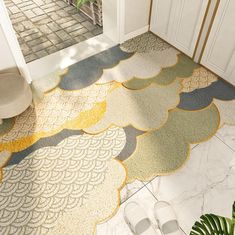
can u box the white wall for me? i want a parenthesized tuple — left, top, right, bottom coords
(0, 24, 19, 74)
(102, 0, 120, 43)
(124, 0, 151, 35)
(103, 0, 151, 43)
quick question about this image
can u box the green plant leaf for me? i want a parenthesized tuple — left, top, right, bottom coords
(233, 202, 235, 220)
(190, 201, 235, 235)
(76, 0, 95, 8)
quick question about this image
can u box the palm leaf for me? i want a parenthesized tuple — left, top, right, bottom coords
(190, 201, 235, 235)
(233, 201, 235, 220)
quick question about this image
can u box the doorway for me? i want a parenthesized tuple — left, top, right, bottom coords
(4, 0, 103, 63)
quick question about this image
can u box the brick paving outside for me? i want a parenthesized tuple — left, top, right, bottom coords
(4, 0, 103, 63)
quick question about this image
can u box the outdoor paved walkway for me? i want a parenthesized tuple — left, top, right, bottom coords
(4, 0, 103, 63)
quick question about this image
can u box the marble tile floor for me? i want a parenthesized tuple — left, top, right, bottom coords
(96, 126, 235, 234)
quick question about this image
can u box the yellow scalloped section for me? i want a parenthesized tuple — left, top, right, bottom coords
(0, 102, 106, 153)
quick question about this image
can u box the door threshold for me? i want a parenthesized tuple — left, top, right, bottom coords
(28, 34, 117, 81)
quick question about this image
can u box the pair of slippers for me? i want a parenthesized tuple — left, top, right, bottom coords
(124, 201, 182, 235)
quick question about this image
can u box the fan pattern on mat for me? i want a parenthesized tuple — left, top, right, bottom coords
(120, 32, 172, 53)
(0, 127, 126, 235)
(0, 83, 114, 152)
(181, 67, 218, 92)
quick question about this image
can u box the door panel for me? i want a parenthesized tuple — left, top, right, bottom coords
(150, 0, 209, 57)
(201, 0, 235, 85)
(172, 0, 208, 56)
(150, 0, 174, 41)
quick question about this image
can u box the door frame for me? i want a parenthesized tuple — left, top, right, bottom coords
(1, 0, 149, 83)
(0, 0, 32, 83)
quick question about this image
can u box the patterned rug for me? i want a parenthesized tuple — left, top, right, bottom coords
(0, 32, 235, 234)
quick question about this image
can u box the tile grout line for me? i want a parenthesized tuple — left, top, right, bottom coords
(215, 134, 235, 153)
(145, 183, 159, 200)
(120, 182, 146, 205)
(191, 144, 199, 150)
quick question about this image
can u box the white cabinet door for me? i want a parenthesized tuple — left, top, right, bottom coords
(201, 0, 235, 85)
(150, 0, 209, 57)
(149, 0, 174, 42)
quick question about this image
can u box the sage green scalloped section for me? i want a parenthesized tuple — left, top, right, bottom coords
(124, 104, 220, 183)
(84, 80, 181, 134)
(123, 54, 200, 89)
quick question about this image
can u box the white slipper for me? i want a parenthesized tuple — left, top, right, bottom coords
(124, 202, 159, 235)
(154, 201, 182, 235)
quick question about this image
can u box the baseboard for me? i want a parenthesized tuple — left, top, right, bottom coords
(121, 25, 149, 43)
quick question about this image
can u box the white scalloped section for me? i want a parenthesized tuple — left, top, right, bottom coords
(0, 127, 126, 235)
(96, 48, 179, 84)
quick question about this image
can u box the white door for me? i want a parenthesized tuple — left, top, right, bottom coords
(150, 0, 209, 57)
(150, 0, 175, 43)
(201, 0, 235, 86)
(0, 0, 32, 83)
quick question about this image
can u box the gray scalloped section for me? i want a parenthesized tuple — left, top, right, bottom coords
(59, 46, 133, 90)
(178, 79, 235, 110)
(7, 129, 83, 166)
(117, 126, 145, 161)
